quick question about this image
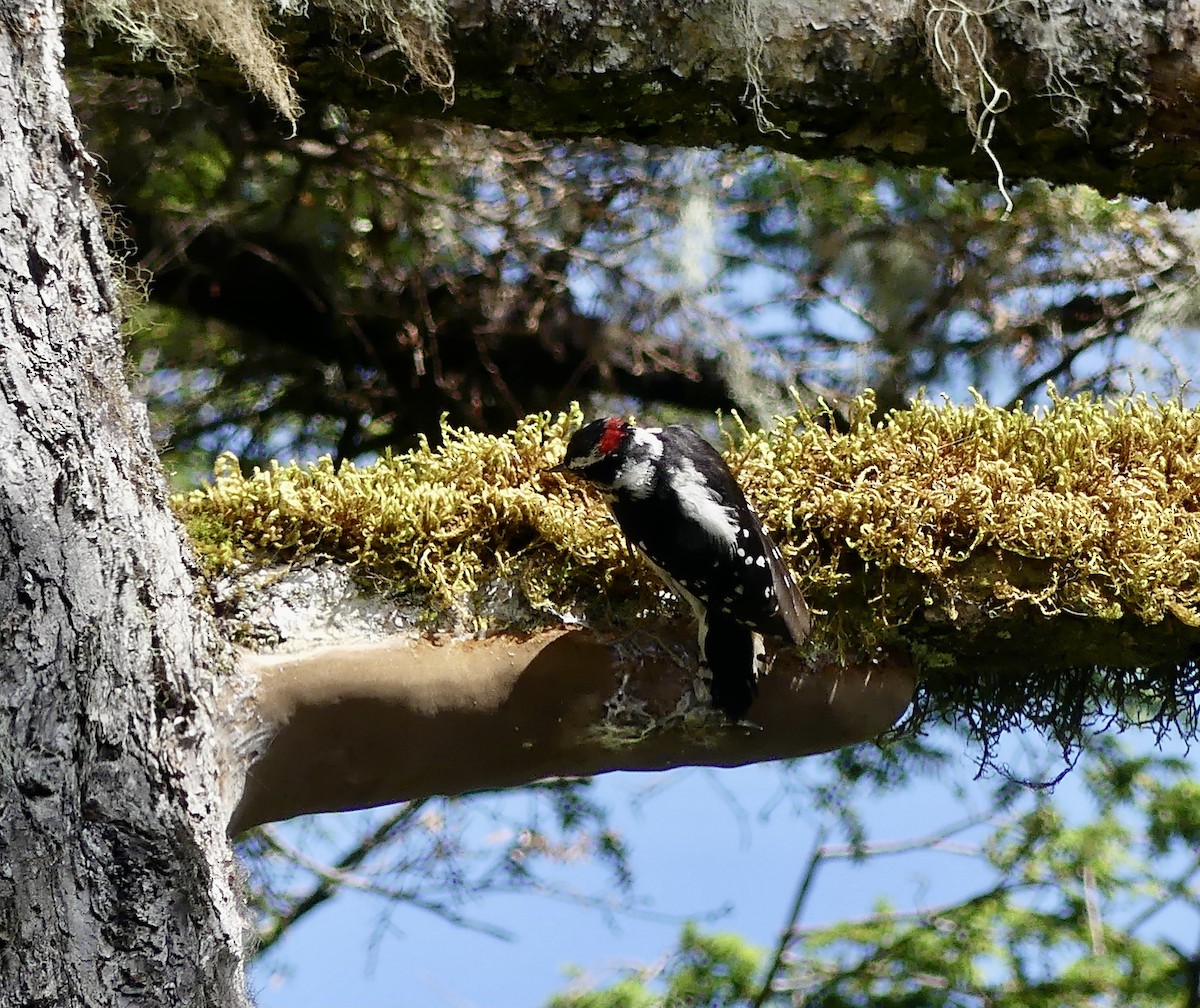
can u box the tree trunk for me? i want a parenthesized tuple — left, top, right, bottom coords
(0, 2, 252, 1004)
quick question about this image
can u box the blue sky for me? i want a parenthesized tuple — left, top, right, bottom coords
(249, 728, 1143, 1007)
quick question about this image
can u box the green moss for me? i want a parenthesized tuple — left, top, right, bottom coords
(176, 404, 654, 627)
(740, 390, 1200, 627)
(176, 392, 1200, 753)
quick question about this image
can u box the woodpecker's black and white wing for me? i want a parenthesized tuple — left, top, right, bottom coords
(748, 508, 811, 646)
(609, 425, 809, 640)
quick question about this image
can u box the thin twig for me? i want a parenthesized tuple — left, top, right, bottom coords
(751, 827, 829, 1008)
(1081, 866, 1105, 956)
(255, 801, 429, 952)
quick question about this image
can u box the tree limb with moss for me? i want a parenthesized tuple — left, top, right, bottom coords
(68, 0, 1200, 207)
(178, 394, 1200, 829)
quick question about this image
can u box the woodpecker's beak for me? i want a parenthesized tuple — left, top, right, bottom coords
(547, 461, 570, 475)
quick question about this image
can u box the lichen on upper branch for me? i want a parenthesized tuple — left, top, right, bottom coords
(71, 0, 454, 121)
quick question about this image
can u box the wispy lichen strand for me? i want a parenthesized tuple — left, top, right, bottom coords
(70, 0, 454, 119)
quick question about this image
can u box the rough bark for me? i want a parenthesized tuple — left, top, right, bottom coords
(67, 0, 1200, 206)
(0, 2, 253, 1004)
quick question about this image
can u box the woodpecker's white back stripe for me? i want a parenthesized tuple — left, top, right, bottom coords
(610, 428, 663, 499)
(672, 456, 739, 549)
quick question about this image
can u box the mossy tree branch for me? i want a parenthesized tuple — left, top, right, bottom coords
(190, 396, 1200, 827)
(67, 0, 1200, 206)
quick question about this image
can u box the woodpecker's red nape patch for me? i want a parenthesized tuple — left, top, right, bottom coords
(597, 417, 626, 456)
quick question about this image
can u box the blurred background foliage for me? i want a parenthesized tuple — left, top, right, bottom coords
(551, 738, 1200, 1008)
(74, 73, 1200, 481)
(70, 67, 1200, 1005)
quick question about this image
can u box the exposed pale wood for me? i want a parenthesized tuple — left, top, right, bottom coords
(233, 628, 915, 830)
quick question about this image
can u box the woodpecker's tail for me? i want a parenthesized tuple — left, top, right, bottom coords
(700, 615, 765, 721)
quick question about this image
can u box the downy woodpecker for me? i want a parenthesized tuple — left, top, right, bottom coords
(555, 417, 810, 720)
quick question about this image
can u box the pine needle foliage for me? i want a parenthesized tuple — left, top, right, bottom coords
(176, 393, 1200, 755)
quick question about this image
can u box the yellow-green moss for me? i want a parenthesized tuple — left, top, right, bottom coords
(176, 393, 1200, 752)
(737, 389, 1200, 633)
(177, 404, 648, 627)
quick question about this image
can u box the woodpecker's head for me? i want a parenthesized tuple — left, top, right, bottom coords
(554, 417, 634, 485)
(554, 417, 666, 499)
